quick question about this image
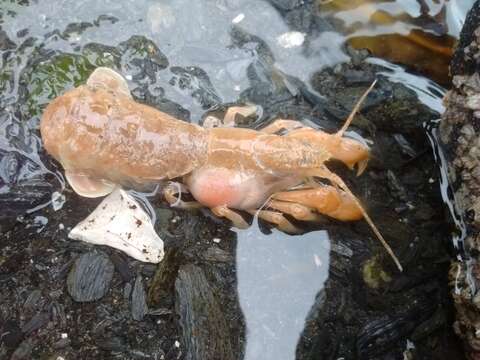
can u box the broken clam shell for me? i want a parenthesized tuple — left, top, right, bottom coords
(69, 188, 164, 263)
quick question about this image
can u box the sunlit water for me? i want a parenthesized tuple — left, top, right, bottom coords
(236, 223, 330, 359)
(0, 0, 475, 359)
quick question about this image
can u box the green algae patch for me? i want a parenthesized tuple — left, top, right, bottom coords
(22, 46, 119, 120)
(362, 256, 392, 289)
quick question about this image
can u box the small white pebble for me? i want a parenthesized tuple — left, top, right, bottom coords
(174, 340, 180, 348)
(213, 238, 221, 243)
(234, 85, 241, 91)
(56, 357, 65, 360)
(232, 13, 245, 24)
(125, 74, 133, 81)
(59, 223, 64, 230)
(61, 333, 68, 339)
(428, 178, 435, 183)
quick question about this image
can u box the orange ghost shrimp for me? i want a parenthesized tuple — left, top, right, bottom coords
(40, 67, 402, 271)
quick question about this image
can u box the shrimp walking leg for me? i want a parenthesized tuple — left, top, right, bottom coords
(163, 183, 202, 209)
(266, 199, 321, 222)
(247, 209, 300, 234)
(212, 205, 250, 229)
(271, 184, 363, 221)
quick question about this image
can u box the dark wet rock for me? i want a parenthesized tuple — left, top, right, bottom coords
(140, 264, 157, 278)
(67, 252, 114, 302)
(200, 246, 234, 263)
(175, 264, 235, 360)
(451, 1, 480, 76)
(50, 301, 67, 328)
(148, 248, 180, 306)
(110, 252, 133, 282)
(16, 29, 29, 38)
(10, 338, 34, 360)
(22, 311, 50, 334)
(411, 308, 448, 341)
(52, 337, 70, 349)
(311, 65, 439, 137)
(61, 22, 94, 39)
(285, 3, 336, 36)
(96, 336, 128, 352)
(356, 302, 432, 359)
(0, 30, 16, 50)
(169, 66, 221, 109)
(386, 170, 408, 201)
(1, 320, 23, 349)
(119, 35, 169, 84)
(131, 274, 148, 321)
(23, 289, 44, 312)
(148, 308, 172, 316)
(93, 14, 119, 26)
(413, 203, 436, 221)
(269, 0, 304, 11)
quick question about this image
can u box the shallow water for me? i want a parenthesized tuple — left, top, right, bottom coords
(236, 224, 330, 360)
(0, 0, 475, 359)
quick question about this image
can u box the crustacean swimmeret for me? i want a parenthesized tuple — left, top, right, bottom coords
(40, 67, 402, 271)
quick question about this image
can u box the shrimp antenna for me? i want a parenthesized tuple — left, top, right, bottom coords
(336, 79, 377, 138)
(308, 166, 403, 272)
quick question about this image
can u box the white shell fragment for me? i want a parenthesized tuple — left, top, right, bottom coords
(51, 191, 66, 211)
(69, 188, 164, 263)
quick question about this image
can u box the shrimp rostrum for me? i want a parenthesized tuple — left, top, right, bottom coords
(40, 67, 402, 271)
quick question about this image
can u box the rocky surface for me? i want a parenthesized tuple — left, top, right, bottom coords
(67, 252, 114, 302)
(175, 264, 235, 360)
(439, 1, 480, 358)
(0, 1, 467, 359)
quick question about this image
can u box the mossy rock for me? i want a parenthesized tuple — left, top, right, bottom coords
(21, 45, 119, 120)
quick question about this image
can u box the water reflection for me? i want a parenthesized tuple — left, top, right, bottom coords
(2, 0, 349, 121)
(236, 221, 330, 360)
(319, 0, 474, 84)
(367, 57, 446, 113)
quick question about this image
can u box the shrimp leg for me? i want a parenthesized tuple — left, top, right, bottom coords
(271, 184, 363, 221)
(247, 209, 300, 234)
(163, 182, 202, 209)
(212, 205, 250, 229)
(266, 199, 321, 222)
(306, 165, 403, 272)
